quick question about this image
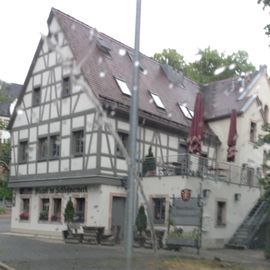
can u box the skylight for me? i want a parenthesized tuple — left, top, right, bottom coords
(97, 37, 111, 56)
(128, 51, 144, 72)
(179, 103, 193, 119)
(151, 92, 165, 109)
(115, 78, 131, 96)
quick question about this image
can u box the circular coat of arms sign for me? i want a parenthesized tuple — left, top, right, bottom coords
(181, 188, 192, 201)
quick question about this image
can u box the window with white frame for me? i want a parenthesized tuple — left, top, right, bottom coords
(50, 135, 60, 159)
(179, 103, 193, 119)
(32, 86, 41, 106)
(72, 130, 84, 156)
(150, 92, 165, 109)
(115, 78, 131, 96)
(62, 76, 71, 97)
(38, 137, 48, 160)
(116, 131, 129, 158)
(19, 140, 28, 163)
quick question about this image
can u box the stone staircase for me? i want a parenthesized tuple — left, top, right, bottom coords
(226, 198, 269, 249)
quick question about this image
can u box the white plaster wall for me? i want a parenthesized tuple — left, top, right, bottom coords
(139, 175, 261, 248)
(72, 116, 84, 129)
(74, 93, 95, 113)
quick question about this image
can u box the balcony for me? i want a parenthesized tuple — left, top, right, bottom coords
(141, 154, 261, 187)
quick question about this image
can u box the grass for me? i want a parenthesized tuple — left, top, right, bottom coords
(0, 207, 6, 214)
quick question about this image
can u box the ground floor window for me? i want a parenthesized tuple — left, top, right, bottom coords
(152, 197, 166, 224)
(39, 198, 49, 222)
(216, 201, 226, 226)
(74, 198, 85, 223)
(51, 198, 62, 222)
(20, 198, 30, 221)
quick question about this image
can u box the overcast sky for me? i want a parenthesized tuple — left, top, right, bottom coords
(0, 0, 269, 84)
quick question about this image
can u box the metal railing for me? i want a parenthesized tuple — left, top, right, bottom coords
(141, 154, 261, 187)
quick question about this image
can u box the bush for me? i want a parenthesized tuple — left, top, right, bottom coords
(0, 207, 5, 214)
(135, 205, 147, 236)
(64, 198, 74, 223)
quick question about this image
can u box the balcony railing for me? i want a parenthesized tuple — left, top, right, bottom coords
(141, 154, 261, 187)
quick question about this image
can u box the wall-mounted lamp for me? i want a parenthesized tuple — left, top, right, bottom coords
(234, 193, 241, 201)
(203, 189, 211, 198)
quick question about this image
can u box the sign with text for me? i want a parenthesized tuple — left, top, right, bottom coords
(35, 186, 87, 194)
(170, 197, 201, 226)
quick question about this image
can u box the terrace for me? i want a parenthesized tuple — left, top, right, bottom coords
(142, 154, 262, 187)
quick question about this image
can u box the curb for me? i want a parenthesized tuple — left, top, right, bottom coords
(0, 262, 15, 270)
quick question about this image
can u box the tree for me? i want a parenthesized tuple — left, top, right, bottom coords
(153, 48, 186, 73)
(135, 205, 147, 236)
(258, 0, 270, 38)
(64, 198, 75, 223)
(0, 181, 12, 201)
(256, 124, 270, 259)
(184, 47, 255, 83)
(153, 47, 255, 84)
(0, 139, 11, 165)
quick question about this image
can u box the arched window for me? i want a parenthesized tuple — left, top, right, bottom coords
(264, 105, 269, 123)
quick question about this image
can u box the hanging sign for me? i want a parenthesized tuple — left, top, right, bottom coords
(181, 188, 191, 202)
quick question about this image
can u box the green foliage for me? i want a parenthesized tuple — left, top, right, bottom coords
(64, 198, 74, 223)
(0, 181, 12, 201)
(0, 139, 11, 165)
(265, 211, 270, 259)
(0, 207, 5, 214)
(142, 146, 156, 176)
(153, 47, 255, 84)
(0, 80, 11, 103)
(153, 48, 186, 73)
(258, 0, 270, 39)
(184, 47, 255, 83)
(135, 205, 147, 235)
(168, 228, 199, 240)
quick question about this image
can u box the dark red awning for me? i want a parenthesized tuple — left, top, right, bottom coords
(187, 93, 204, 154)
(227, 109, 238, 162)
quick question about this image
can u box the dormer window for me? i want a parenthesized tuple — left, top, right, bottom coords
(115, 78, 131, 96)
(178, 103, 194, 119)
(97, 37, 111, 56)
(62, 76, 71, 97)
(150, 92, 165, 110)
(127, 51, 144, 72)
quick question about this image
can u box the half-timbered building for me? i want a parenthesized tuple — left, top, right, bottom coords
(7, 8, 270, 248)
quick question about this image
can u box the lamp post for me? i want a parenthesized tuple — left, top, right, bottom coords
(125, 0, 141, 269)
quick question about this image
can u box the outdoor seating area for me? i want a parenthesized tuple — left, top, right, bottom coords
(63, 225, 120, 245)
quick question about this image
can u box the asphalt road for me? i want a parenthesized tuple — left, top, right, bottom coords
(0, 217, 270, 270)
(0, 217, 10, 233)
(0, 234, 156, 270)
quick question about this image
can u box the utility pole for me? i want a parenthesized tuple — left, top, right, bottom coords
(125, 0, 141, 269)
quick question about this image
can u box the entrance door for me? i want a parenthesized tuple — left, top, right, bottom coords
(111, 196, 126, 242)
